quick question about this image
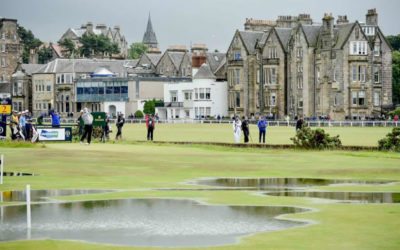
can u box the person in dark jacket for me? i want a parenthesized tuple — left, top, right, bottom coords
(50, 111, 60, 128)
(146, 114, 155, 141)
(241, 116, 250, 143)
(296, 116, 304, 131)
(115, 113, 125, 140)
(257, 116, 267, 143)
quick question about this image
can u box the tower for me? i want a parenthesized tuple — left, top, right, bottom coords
(142, 13, 159, 49)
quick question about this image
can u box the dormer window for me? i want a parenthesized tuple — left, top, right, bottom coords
(233, 50, 242, 60)
(374, 44, 380, 56)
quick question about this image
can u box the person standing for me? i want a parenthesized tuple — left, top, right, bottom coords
(233, 116, 242, 143)
(19, 111, 27, 139)
(241, 116, 250, 143)
(50, 111, 60, 128)
(257, 116, 267, 143)
(115, 113, 125, 140)
(146, 114, 155, 141)
(296, 116, 304, 131)
(80, 108, 93, 145)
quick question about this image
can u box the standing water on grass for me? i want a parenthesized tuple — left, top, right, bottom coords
(0, 198, 308, 247)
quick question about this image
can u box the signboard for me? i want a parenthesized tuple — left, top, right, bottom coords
(0, 93, 12, 115)
(0, 115, 6, 138)
(79, 112, 106, 127)
(37, 127, 72, 141)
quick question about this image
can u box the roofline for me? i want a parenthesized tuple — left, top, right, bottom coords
(375, 27, 393, 52)
(338, 22, 357, 50)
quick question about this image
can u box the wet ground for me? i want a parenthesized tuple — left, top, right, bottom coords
(0, 198, 308, 247)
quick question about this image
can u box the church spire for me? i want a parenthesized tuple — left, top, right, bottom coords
(142, 13, 158, 49)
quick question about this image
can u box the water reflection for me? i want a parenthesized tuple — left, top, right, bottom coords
(266, 191, 400, 203)
(0, 189, 113, 202)
(195, 178, 395, 189)
(0, 199, 308, 247)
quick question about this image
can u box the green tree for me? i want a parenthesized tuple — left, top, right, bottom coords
(143, 100, 155, 115)
(17, 26, 42, 63)
(37, 46, 53, 64)
(387, 34, 400, 51)
(128, 42, 148, 59)
(59, 38, 75, 57)
(393, 51, 400, 105)
(79, 33, 120, 58)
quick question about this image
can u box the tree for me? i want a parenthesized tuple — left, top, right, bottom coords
(393, 51, 400, 105)
(128, 42, 148, 59)
(17, 26, 42, 63)
(143, 100, 155, 115)
(37, 47, 53, 64)
(59, 38, 75, 57)
(78, 33, 120, 58)
(387, 34, 400, 51)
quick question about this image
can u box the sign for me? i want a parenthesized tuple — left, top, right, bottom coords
(0, 115, 6, 138)
(80, 112, 106, 127)
(0, 94, 11, 115)
(37, 127, 72, 141)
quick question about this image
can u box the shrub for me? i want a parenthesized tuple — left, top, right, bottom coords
(291, 127, 342, 149)
(134, 110, 144, 119)
(378, 127, 400, 152)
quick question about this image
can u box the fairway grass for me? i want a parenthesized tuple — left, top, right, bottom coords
(0, 143, 400, 250)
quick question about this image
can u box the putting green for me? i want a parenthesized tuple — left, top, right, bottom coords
(0, 142, 399, 249)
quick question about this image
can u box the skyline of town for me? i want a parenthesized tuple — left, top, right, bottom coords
(2, 0, 400, 52)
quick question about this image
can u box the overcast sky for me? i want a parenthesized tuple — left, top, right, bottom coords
(1, 0, 399, 52)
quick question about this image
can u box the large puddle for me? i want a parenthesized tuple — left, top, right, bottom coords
(0, 199, 308, 247)
(194, 178, 396, 189)
(266, 191, 400, 203)
(0, 189, 113, 202)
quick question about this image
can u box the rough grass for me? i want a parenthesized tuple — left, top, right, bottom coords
(0, 142, 400, 249)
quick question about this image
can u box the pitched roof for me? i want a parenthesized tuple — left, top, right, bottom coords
(166, 51, 185, 69)
(302, 25, 321, 47)
(142, 14, 158, 47)
(146, 53, 162, 66)
(333, 23, 356, 49)
(51, 44, 63, 58)
(275, 28, 292, 51)
(205, 52, 226, 72)
(21, 64, 43, 75)
(239, 31, 264, 54)
(193, 63, 216, 79)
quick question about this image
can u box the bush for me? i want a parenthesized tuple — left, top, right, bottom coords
(134, 110, 144, 119)
(388, 108, 400, 118)
(291, 127, 342, 149)
(378, 127, 400, 152)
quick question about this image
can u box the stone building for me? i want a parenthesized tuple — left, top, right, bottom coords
(226, 9, 392, 120)
(156, 45, 192, 77)
(59, 22, 128, 59)
(0, 18, 22, 93)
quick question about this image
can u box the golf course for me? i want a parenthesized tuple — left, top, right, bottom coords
(0, 124, 399, 250)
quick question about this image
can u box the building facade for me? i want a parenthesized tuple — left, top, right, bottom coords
(227, 9, 392, 120)
(0, 18, 22, 93)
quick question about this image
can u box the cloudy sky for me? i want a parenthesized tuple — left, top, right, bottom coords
(2, 0, 399, 52)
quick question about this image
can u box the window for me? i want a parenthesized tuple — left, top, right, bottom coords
(1, 57, 5, 67)
(334, 94, 338, 106)
(184, 92, 192, 100)
(352, 91, 366, 106)
(46, 85, 51, 92)
(374, 91, 380, 106)
(374, 67, 380, 83)
(61, 74, 64, 83)
(235, 92, 240, 107)
(199, 88, 205, 99)
(298, 98, 303, 108)
(297, 76, 303, 89)
(1, 33, 5, 40)
(351, 65, 367, 82)
(206, 107, 211, 117)
(333, 66, 339, 82)
(170, 91, 178, 102)
(264, 67, 276, 85)
(1, 44, 5, 53)
(257, 69, 260, 84)
(233, 50, 241, 60)
(65, 74, 72, 83)
(195, 107, 199, 118)
(205, 88, 211, 100)
(349, 41, 368, 55)
(374, 44, 380, 56)
(269, 93, 276, 106)
(194, 88, 199, 99)
(185, 110, 190, 117)
(296, 48, 303, 58)
(316, 66, 320, 84)
(297, 63, 303, 73)
(268, 47, 278, 59)
(57, 76, 61, 84)
(232, 69, 240, 85)
(355, 27, 360, 39)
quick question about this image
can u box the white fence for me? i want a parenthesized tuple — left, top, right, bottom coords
(35, 118, 399, 127)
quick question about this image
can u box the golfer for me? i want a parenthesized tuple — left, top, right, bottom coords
(80, 108, 93, 145)
(233, 116, 242, 143)
(257, 116, 267, 143)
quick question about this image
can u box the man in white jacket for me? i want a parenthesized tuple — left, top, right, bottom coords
(80, 108, 94, 145)
(233, 116, 242, 143)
